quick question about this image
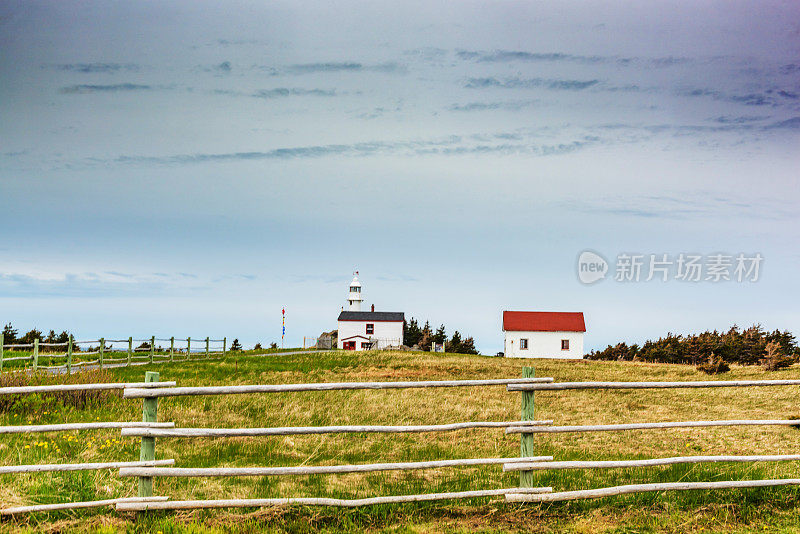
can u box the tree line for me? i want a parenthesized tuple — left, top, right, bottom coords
(2, 323, 76, 348)
(584, 324, 799, 366)
(403, 318, 478, 354)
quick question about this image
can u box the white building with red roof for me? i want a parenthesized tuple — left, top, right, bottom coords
(502, 311, 586, 359)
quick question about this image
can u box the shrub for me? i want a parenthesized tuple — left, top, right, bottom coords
(697, 352, 730, 374)
(761, 341, 796, 371)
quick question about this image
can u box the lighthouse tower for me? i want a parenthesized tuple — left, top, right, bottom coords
(347, 272, 363, 311)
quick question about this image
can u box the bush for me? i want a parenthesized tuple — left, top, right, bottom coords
(761, 341, 796, 371)
(697, 352, 730, 374)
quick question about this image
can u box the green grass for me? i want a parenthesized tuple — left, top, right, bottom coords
(3, 351, 800, 532)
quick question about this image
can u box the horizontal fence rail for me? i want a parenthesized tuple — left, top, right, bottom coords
(1, 459, 175, 475)
(0, 381, 177, 395)
(504, 455, 800, 472)
(504, 419, 800, 434)
(1, 422, 175, 434)
(123, 377, 555, 398)
(122, 420, 554, 438)
(507, 379, 800, 391)
(505, 479, 800, 503)
(116, 487, 553, 511)
(119, 456, 554, 478)
(1, 496, 169, 516)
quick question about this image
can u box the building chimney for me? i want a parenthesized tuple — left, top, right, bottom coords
(371, 304, 375, 312)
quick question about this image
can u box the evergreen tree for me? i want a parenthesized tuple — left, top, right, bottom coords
(19, 329, 43, 344)
(404, 318, 422, 347)
(2, 323, 18, 344)
(448, 331, 462, 353)
(230, 338, 243, 351)
(433, 324, 446, 344)
(460, 336, 479, 355)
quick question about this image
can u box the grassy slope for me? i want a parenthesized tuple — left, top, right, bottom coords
(3, 351, 800, 533)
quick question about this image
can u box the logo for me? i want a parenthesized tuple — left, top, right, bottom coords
(577, 250, 609, 284)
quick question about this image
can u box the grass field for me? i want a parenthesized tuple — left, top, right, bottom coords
(3, 350, 800, 533)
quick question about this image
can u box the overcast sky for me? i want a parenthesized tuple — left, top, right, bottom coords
(1, 0, 799, 353)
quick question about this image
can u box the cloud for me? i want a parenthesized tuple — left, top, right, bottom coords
(252, 88, 336, 98)
(112, 134, 603, 165)
(558, 193, 792, 220)
(464, 77, 599, 90)
(458, 49, 605, 64)
(253, 62, 406, 76)
(448, 101, 537, 112)
(51, 63, 140, 73)
(59, 84, 153, 94)
(763, 117, 800, 130)
(456, 49, 692, 67)
(712, 115, 770, 124)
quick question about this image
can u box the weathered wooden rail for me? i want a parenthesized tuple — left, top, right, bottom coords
(503, 376, 800, 504)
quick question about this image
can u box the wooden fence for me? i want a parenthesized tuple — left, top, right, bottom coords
(0, 334, 226, 375)
(504, 377, 800, 503)
(6, 368, 800, 515)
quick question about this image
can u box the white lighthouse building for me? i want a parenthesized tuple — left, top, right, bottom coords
(337, 272, 404, 351)
(347, 273, 363, 311)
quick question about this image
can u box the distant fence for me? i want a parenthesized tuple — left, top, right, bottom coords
(6, 370, 800, 515)
(0, 334, 226, 375)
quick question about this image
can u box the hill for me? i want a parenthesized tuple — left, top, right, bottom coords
(3, 350, 800, 532)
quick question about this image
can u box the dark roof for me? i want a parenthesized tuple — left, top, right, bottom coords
(503, 311, 586, 332)
(338, 311, 405, 322)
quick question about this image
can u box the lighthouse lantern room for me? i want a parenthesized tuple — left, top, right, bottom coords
(347, 272, 363, 311)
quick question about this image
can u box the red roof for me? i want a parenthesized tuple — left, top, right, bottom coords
(503, 311, 586, 332)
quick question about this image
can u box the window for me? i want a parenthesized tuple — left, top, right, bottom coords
(361, 342, 371, 349)
(366, 323, 374, 335)
(520, 338, 528, 350)
(350, 286, 361, 292)
(561, 339, 570, 350)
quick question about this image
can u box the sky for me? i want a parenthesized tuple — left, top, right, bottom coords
(1, 0, 799, 354)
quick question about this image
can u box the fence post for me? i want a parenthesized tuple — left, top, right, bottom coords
(186, 337, 191, 361)
(138, 371, 159, 498)
(67, 335, 73, 376)
(98, 338, 104, 370)
(205, 337, 210, 359)
(223, 337, 227, 358)
(520, 366, 535, 488)
(1, 333, 4, 373)
(170, 336, 174, 362)
(127, 337, 132, 367)
(149, 336, 155, 364)
(32, 338, 38, 371)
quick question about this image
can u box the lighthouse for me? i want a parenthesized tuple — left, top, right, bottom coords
(337, 271, 405, 350)
(347, 271, 363, 311)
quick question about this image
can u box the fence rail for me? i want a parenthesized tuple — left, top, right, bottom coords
(117, 488, 552, 511)
(120, 456, 553, 478)
(507, 379, 800, 391)
(506, 479, 800, 503)
(121, 420, 553, 438)
(123, 377, 554, 398)
(503, 455, 800, 472)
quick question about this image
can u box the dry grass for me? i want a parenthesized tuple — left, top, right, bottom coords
(3, 351, 800, 532)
